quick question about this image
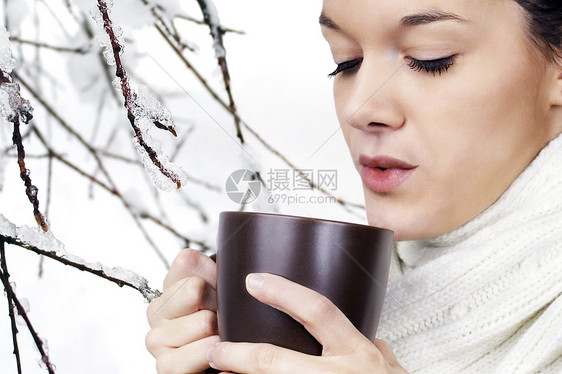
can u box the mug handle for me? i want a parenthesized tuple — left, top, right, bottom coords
(207, 252, 219, 374)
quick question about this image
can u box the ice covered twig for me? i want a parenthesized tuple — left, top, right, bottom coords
(196, 0, 244, 143)
(137, 0, 198, 54)
(11, 116, 50, 231)
(0, 215, 161, 302)
(0, 26, 49, 232)
(0, 242, 55, 374)
(94, 0, 187, 191)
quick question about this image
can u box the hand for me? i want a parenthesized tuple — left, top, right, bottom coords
(206, 273, 407, 374)
(146, 249, 220, 374)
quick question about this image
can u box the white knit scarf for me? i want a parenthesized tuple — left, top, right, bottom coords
(377, 134, 562, 373)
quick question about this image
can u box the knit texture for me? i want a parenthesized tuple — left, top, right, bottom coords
(377, 134, 562, 373)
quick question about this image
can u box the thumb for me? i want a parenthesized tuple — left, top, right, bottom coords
(374, 339, 400, 366)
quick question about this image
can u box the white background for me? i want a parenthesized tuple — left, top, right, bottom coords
(0, 1, 367, 373)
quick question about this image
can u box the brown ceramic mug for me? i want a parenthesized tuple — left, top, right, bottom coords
(214, 211, 394, 357)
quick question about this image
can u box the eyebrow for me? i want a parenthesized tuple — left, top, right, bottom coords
(400, 10, 467, 27)
(319, 10, 467, 31)
(319, 12, 340, 30)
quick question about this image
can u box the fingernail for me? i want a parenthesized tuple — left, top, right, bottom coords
(207, 346, 215, 366)
(246, 273, 265, 289)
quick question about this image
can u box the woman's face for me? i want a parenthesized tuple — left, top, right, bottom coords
(321, 0, 562, 241)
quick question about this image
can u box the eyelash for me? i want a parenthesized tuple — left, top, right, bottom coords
(407, 55, 457, 76)
(328, 55, 458, 77)
(328, 58, 363, 78)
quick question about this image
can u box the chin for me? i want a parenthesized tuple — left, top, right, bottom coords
(367, 217, 431, 241)
(364, 197, 439, 242)
(366, 210, 404, 241)
(366, 207, 456, 242)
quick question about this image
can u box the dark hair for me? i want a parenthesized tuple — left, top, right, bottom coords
(514, 0, 562, 62)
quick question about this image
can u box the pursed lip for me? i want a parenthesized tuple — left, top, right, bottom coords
(358, 155, 417, 170)
(359, 155, 418, 193)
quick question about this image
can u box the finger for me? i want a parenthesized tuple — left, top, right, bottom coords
(164, 249, 217, 292)
(208, 342, 329, 374)
(146, 310, 218, 357)
(245, 273, 367, 354)
(155, 335, 221, 374)
(374, 339, 401, 367)
(147, 276, 217, 327)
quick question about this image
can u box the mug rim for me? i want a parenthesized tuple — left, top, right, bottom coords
(219, 210, 394, 235)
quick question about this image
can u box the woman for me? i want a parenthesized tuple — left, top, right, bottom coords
(146, 0, 562, 372)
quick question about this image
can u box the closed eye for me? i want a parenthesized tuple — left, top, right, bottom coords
(407, 55, 458, 76)
(328, 58, 363, 78)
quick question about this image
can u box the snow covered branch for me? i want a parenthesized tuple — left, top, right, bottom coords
(0, 214, 161, 302)
(196, 0, 244, 144)
(1, 27, 49, 232)
(94, 0, 188, 191)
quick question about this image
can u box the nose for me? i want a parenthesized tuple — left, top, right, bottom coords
(338, 59, 405, 133)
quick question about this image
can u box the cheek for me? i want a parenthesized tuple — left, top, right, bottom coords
(334, 83, 355, 147)
(333, 82, 347, 124)
(401, 61, 548, 238)
(408, 49, 547, 171)
(376, 68, 547, 239)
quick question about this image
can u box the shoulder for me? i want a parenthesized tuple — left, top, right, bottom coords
(496, 295, 562, 373)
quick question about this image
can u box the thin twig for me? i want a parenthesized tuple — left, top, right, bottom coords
(3, 0, 8, 30)
(31, 125, 171, 269)
(89, 123, 118, 199)
(14, 71, 116, 188)
(0, 241, 22, 374)
(9, 98, 49, 231)
(178, 190, 210, 223)
(9, 36, 90, 54)
(2, 67, 49, 230)
(139, 213, 211, 250)
(36, 0, 74, 40)
(0, 242, 56, 373)
(15, 72, 174, 267)
(196, 0, 244, 143)
(151, 19, 364, 211)
(97, 149, 142, 165)
(39, 151, 54, 277)
(241, 123, 365, 211)
(170, 125, 193, 162)
(5, 151, 54, 159)
(141, 1, 197, 53)
(175, 14, 245, 35)
(77, 17, 123, 106)
(28, 124, 207, 267)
